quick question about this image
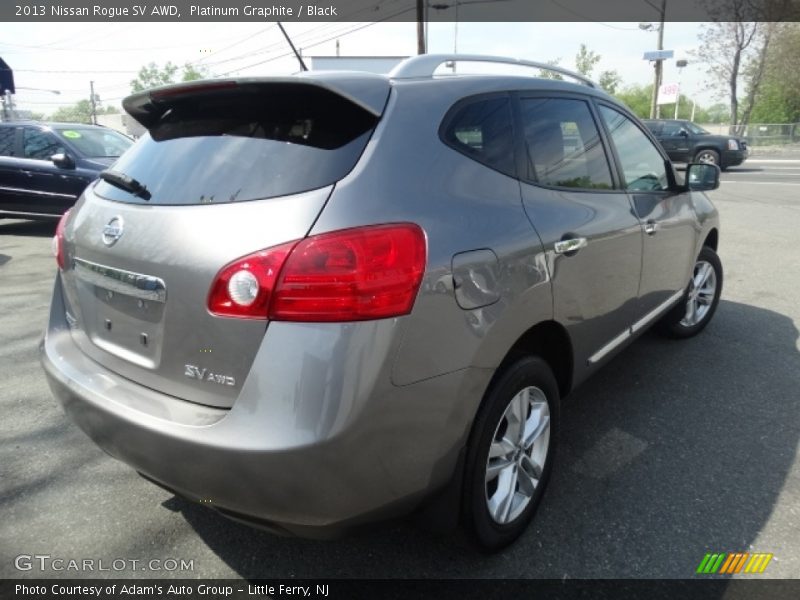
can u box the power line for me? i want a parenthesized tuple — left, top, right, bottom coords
(190, 25, 276, 66)
(220, 8, 414, 76)
(549, 0, 643, 30)
(0, 27, 266, 53)
(15, 68, 138, 74)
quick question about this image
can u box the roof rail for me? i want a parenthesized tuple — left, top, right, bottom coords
(389, 54, 597, 88)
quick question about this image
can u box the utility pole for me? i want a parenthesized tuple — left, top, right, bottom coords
(416, 0, 426, 54)
(648, 0, 667, 119)
(89, 80, 97, 125)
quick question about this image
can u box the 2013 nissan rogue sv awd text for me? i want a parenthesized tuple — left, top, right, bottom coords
(40, 55, 723, 550)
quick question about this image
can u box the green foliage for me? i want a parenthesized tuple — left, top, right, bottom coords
(130, 62, 210, 93)
(696, 103, 729, 124)
(750, 23, 800, 123)
(575, 44, 601, 77)
(598, 70, 622, 95)
(48, 101, 118, 124)
(537, 59, 563, 80)
(182, 63, 210, 83)
(614, 84, 653, 119)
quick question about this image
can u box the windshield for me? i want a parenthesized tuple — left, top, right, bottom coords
(685, 122, 710, 135)
(54, 127, 133, 158)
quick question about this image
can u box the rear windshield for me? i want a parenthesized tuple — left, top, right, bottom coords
(95, 84, 378, 205)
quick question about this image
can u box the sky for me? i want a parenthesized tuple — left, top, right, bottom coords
(1, 20, 719, 115)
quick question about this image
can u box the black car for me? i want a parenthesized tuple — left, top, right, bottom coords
(643, 119, 748, 170)
(0, 121, 133, 219)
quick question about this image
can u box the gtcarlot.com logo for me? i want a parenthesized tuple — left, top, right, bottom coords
(696, 552, 773, 575)
(14, 554, 194, 572)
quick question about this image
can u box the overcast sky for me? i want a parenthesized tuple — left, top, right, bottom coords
(1, 21, 719, 114)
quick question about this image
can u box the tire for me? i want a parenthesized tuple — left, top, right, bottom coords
(657, 246, 723, 339)
(694, 148, 720, 167)
(463, 356, 559, 551)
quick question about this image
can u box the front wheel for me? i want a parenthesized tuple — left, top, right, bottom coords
(694, 149, 721, 167)
(658, 246, 723, 338)
(463, 356, 559, 551)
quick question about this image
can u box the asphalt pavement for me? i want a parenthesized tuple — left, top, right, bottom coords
(1, 157, 798, 580)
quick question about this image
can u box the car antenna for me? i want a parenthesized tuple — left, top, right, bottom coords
(276, 22, 308, 72)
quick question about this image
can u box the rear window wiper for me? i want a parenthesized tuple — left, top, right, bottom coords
(99, 170, 151, 201)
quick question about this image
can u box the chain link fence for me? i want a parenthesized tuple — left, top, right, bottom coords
(698, 123, 800, 146)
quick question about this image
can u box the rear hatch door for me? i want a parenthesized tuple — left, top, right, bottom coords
(58, 77, 388, 408)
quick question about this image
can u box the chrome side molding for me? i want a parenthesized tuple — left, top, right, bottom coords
(588, 289, 684, 365)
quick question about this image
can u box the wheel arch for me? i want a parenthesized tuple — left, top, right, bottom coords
(694, 146, 722, 159)
(491, 320, 573, 400)
(703, 228, 719, 251)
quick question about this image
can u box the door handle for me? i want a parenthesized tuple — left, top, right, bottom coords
(645, 220, 659, 235)
(554, 237, 587, 255)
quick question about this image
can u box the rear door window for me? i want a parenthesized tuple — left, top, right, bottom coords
(519, 97, 614, 190)
(661, 121, 685, 136)
(0, 127, 16, 156)
(95, 84, 379, 205)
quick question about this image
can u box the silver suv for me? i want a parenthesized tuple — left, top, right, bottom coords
(41, 55, 722, 550)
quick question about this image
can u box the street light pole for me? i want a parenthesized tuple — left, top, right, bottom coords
(674, 59, 687, 119)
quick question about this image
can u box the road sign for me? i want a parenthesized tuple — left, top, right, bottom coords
(644, 50, 674, 61)
(657, 82, 680, 105)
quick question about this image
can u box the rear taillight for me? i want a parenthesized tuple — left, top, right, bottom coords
(52, 209, 72, 270)
(207, 224, 427, 322)
(207, 241, 298, 319)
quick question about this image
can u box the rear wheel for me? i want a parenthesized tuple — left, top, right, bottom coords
(657, 246, 723, 338)
(464, 356, 559, 551)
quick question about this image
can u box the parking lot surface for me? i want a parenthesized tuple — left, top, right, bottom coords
(1, 158, 799, 579)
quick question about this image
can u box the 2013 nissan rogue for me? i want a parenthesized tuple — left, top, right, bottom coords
(40, 55, 723, 550)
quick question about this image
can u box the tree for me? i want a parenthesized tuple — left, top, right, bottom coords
(699, 103, 730, 124)
(598, 70, 622, 95)
(129, 62, 210, 93)
(537, 58, 563, 80)
(615, 84, 653, 119)
(750, 23, 800, 123)
(182, 63, 210, 82)
(49, 101, 118, 124)
(691, 0, 793, 134)
(575, 44, 601, 77)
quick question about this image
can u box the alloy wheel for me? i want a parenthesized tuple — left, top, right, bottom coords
(485, 386, 550, 524)
(681, 260, 717, 327)
(696, 151, 718, 165)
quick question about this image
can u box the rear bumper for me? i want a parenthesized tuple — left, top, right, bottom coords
(41, 276, 491, 537)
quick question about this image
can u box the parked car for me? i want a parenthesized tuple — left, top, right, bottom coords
(0, 121, 133, 219)
(40, 55, 723, 550)
(643, 118, 748, 170)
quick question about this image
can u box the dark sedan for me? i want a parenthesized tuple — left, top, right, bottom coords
(0, 121, 133, 219)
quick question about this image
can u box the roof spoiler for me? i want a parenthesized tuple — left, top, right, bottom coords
(123, 74, 391, 130)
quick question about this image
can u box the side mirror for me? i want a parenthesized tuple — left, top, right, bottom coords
(678, 129, 689, 137)
(686, 163, 720, 192)
(51, 153, 75, 170)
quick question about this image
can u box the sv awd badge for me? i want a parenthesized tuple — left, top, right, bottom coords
(185, 364, 235, 386)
